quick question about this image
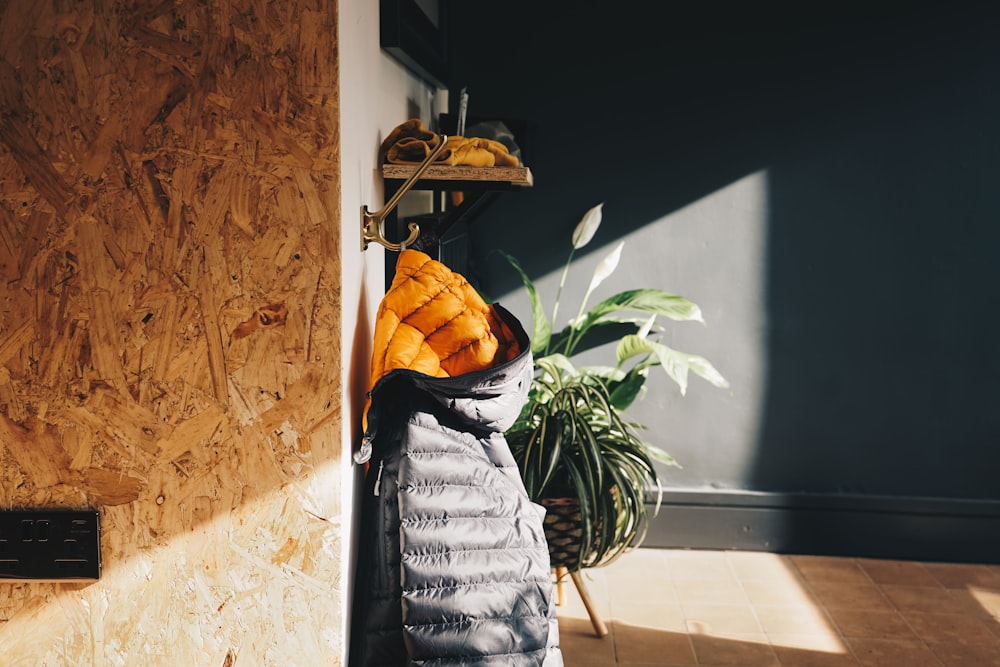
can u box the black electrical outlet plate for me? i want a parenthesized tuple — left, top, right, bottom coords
(0, 510, 101, 581)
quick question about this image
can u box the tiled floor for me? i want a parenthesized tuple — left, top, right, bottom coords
(555, 548, 1000, 666)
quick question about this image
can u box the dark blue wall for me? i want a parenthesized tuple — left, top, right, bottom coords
(447, 3, 1000, 512)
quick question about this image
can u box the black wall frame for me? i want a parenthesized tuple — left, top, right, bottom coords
(380, 0, 450, 88)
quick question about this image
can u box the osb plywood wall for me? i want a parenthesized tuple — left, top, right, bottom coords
(0, 0, 343, 664)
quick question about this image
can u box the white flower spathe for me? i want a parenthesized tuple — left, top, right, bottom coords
(637, 314, 656, 339)
(571, 202, 604, 250)
(587, 241, 624, 293)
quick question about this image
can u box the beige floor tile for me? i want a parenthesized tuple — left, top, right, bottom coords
(966, 586, 1000, 617)
(754, 604, 835, 635)
(605, 548, 670, 576)
(611, 621, 696, 665)
(846, 638, 945, 667)
(880, 584, 982, 615)
(673, 578, 748, 605)
(681, 602, 762, 635)
(946, 587, 1000, 617)
(980, 565, 1000, 583)
(666, 549, 730, 566)
(689, 633, 778, 666)
(666, 549, 736, 582)
(555, 587, 611, 641)
(790, 556, 871, 584)
(558, 548, 1000, 666)
(591, 549, 670, 585)
(611, 601, 687, 632)
(556, 569, 612, 618)
(727, 551, 801, 582)
(558, 616, 619, 666)
(922, 561, 1000, 589)
(771, 644, 861, 666)
(743, 579, 819, 606)
(604, 580, 677, 607)
(670, 558, 736, 582)
(806, 581, 893, 610)
(902, 611, 998, 644)
(557, 586, 612, 621)
(767, 632, 847, 652)
(604, 567, 676, 605)
(926, 639, 1000, 667)
(856, 558, 940, 586)
(825, 608, 915, 640)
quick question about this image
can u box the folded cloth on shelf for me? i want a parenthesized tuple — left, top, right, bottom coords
(379, 118, 520, 167)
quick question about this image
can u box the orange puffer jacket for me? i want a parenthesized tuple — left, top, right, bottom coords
(364, 249, 522, 422)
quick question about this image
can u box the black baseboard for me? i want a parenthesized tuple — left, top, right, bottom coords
(643, 489, 1000, 564)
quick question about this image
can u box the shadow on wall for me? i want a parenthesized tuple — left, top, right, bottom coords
(757, 50, 1000, 500)
(452, 3, 998, 296)
(448, 2, 1000, 531)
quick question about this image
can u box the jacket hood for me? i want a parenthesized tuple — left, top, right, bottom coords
(356, 305, 531, 466)
(357, 251, 533, 463)
(369, 250, 523, 384)
(405, 303, 531, 433)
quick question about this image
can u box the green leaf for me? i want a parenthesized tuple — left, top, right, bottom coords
(608, 366, 649, 411)
(574, 407, 604, 492)
(615, 335, 654, 366)
(643, 442, 681, 468)
(685, 354, 731, 391)
(577, 365, 626, 382)
(499, 251, 551, 355)
(560, 458, 591, 568)
(549, 319, 647, 357)
(617, 335, 729, 395)
(582, 289, 704, 331)
(535, 354, 578, 388)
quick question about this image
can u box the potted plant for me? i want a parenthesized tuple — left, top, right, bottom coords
(501, 202, 729, 572)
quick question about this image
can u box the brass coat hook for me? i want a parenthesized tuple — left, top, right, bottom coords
(361, 133, 449, 251)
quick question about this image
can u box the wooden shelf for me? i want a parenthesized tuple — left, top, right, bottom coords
(378, 160, 533, 288)
(381, 163, 533, 189)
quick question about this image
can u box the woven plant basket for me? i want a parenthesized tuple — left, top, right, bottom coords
(540, 497, 586, 570)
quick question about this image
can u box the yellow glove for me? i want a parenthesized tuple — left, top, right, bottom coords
(381, 119, 519, 167)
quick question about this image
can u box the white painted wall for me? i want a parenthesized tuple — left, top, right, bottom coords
(336, 0, 441, 659)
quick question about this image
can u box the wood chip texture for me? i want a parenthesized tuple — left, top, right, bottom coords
(0, 0, 343, 664)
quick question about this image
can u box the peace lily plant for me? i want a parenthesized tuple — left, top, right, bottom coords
(502, 202, 729, 571)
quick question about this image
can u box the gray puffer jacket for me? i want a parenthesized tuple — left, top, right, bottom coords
(350, 306, 562, 666)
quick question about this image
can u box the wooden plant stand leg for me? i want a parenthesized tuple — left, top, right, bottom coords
(555, 566, 568, 606)
(570, 570, 608, 638)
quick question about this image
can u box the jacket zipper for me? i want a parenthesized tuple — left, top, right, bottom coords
(351, 449, 388, 666)
(372, 459, 389, 591)
(373, 459, 384, 496)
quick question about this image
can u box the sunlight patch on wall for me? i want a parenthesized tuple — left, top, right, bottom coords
(616, 169, 772, 487)
(0, 457, 342, 664)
